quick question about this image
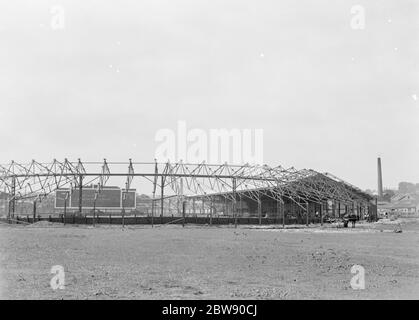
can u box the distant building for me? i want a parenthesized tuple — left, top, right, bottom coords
(378, 193, 419, 217)
(55, 185, 136, 213)
(0, 191, 9, 217)
(135, 194, 152, 215)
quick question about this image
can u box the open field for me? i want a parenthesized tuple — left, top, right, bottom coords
(1, 219, 419, 299)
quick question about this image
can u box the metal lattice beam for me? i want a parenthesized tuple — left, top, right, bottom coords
(0, 160, 372, 211)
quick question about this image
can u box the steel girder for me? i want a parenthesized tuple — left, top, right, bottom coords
(0, 160, 371, 208)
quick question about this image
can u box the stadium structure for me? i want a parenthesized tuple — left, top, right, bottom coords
(0, 159, 376, 226)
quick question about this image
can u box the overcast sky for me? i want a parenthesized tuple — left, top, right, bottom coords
(0, 0, 418, 190)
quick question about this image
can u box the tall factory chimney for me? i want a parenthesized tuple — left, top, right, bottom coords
(377, 157, 383, 199)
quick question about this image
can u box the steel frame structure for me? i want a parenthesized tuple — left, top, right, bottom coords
(0, 159, 372, 223)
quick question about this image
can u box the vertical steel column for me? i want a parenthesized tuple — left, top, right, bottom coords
(93, 192, 97, 226)
(281, 199, 285, 228)
(182, 199, 186, 227)
(122, 182, 127, 228)
(239, 195, 243, 219)
(151, 161, 158, 228)
(232, 178, 237, 228)
(8, 177, 16, 222)
(33, 199, 37, 223)
(326, 201, 329, 219)
(258, 197, 262, 225)
(323, 201, 327, 217)
(78, 175, 83, 215)
(180, 177, 184, 219)
(210, 196, 213, 226)
(320, 202, 323, 226)
(64, 192, 69, 225)
(291, 201, 295, 223)
(306, 202, 309, 226)
(160, 175, 164, 217)
(276, 197, 280, 225)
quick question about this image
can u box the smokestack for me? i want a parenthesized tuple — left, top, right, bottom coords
(377, 157, 383, 199)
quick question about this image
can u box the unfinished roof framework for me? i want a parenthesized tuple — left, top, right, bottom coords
(0, 159, 371, 218)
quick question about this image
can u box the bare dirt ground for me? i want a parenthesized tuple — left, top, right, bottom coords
(0, 219, 418, 299)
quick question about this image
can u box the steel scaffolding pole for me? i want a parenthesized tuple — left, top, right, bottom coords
(281, 199, 285, 228)
(306, 202, 309, 226)
(233, 178, 237, 228)
(151, 161, 158, 228)
(160, 175, 164, 217)
(8, 177, 16, 222)
(33, 199, 37, 223)
(210, 196, 213, 226)
(78, 175, 83, 215)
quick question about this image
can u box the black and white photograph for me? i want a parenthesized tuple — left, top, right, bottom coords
(0, 0, 418, 306)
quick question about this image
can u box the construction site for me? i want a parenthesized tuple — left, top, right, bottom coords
(0, 159, 377, 227)
(1, 159, 418, 300)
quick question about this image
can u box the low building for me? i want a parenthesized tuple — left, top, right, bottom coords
(0, 191, 9, 217)
(379, 193, 419, 218)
